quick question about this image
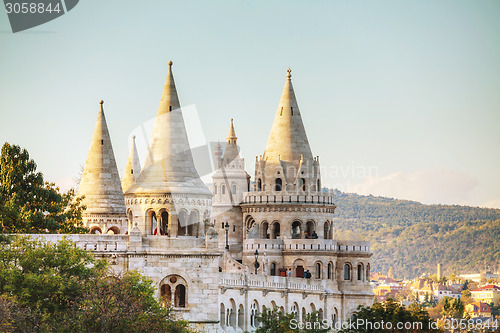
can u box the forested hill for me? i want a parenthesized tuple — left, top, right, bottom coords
(331, 190, 500, 279)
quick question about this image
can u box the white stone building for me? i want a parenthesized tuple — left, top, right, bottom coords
(59, 61, 373, 332)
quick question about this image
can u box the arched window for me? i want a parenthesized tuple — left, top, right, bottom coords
(214, 184, 217, 194)
(317, 179, 321, 191)
(366, 264, 371, 281)
(357, 264, 363, 281)
(232, 184, 236, 194)
(90, 226, 102, 234)
(291, 221, 302, 239)
(315, 262, 321, 279)
(324, 222, 331, 239)
(300, 178, 306, 191)
(344, 263, 351, 281)
(250, 301, 259, 327)
(271, 222, 280, 239)
(160, 211, 169, 235)
(275, 178, 282, 191)
(222, 184, 226, 194)
(291, 303, 299, 321)
(160, 284, 172, 307)
(220, 303, 226, 327)
(270, 263, 276, 276)
(257, 178, 262, 191)
(327, 262, 333, 279)
(148, 210, 157, 235)
(177, 210, 188, 236)
(261, 222, 269, 239)
(160, 275, 187, 308)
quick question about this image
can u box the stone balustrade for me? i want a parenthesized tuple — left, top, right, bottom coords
(242, 191, 335, 205)
(243, 238, 370, 253)
(219, 272, 333, 293)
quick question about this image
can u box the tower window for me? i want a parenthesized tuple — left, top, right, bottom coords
(232, 185, 236, 194)
(257, 179, 262, 191)
(131, 169, 133, 174)
(169, 105, 172, 111)
(222, 185, 225, 194)
(214, 184, 217, 194)
(275, 178, 282, 192)
(280, 107, 283, 116)
(101, 140, 104, 145)
(291, 107, 293, 116)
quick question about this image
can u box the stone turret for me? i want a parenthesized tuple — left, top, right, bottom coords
(77, 100, 127, 234)
(255, 68, 321, 194)
(121, 135, 141, 193)
(124, 61, 212, 237)
(212, 119, 250, 259)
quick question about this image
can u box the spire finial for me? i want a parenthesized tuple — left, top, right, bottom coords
(286, 68, 292, 79)
(99, 100, 104, 112)
(168, 60, 173, 67)
(132, 135, 136, 140)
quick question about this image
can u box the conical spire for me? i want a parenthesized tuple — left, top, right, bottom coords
(263, 68, 313, 164)
(222, 118, 239, 165)
(78, 100, 126, 215)
(121, 135, 141, 193)
(157, 60, 180, 116)
(127, 62, 211, 195)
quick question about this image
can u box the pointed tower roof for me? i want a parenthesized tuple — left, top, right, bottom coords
(121, 135, 141, 193)
(222, 118, 239, 164)
(78, 100, 126, 215)
(126, 61, 211, 196)
(262, 68, 313, 164)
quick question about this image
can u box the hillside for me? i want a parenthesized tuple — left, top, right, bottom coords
(331, 190, 500, 279)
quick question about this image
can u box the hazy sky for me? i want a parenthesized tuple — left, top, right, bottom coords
(1, 0, 499, 208)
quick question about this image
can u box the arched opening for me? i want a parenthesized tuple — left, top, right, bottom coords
(270, 263, 276, 276)
(147, 210, 157, 235)
(238, 304, 244, 329)
(250, 301, 259, 328)
(275, 178, 282, 191)
(305, 221, 315, 238)
(317, 179, 321, 191)
(214, 183, 217, 194)
(301, 307, 306, 323)
(291, 303, 299, 321)
(357, 263, 364, 281)
(324, 221, 332, 239)
(106, 226, 120, 234)
(327, 262, 333, 279)
(291, 221, 302, 239)
(160, 284, 172, 307)
(127, 210, 133, 232)
(257, 178, 262, 191)
(229, 299, 236, 328)
(175, 284, 186, 308)
(318, 308, 324, 322)
(177, 210, 188, 236)
(220, 303, 226, 328)
(222, 184, 226, 194)
(271, 221, 280, 239)
(294, 259, 305, 278)
(188, 210, 199, 236)
(299, 178, 306, 191)
(261, 221, 269, 239)
(245, 215, 258, 239)
(344, 263, 351, 281)
(90, 226, 102, 234)
(366, 264, 371, 281)
(333, 308, 338, 328)
(232, 184, 236, 194)
(315, 262, 322, 279)
(159, 211, 169, 235)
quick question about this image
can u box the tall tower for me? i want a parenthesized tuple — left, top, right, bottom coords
(241, 69, 336, 277)
(124, 61, 212, 237)
(77, 100, 127, 234)
(212, 119, 250, 259)
(121, 135, 141, 194)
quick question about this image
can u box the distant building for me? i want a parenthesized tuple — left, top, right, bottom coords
(471, 285, 500, 306)
(465, 302, 492, 318)
(460, 271, 498, 283)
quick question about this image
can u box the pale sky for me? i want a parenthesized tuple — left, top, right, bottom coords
(1, 0, 499, 208)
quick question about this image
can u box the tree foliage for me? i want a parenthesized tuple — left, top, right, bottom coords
(338, 299, 438, 333)
(332, 190, 500, 277)
(0, 142, 87, 234)
(0, 236, 193, 332)
(256, 307, 329, 333)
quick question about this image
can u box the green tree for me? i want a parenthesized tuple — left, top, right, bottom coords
(0, 236, 193, 332)
(256, 308, 328, 333)
(0, 142, 87, 234)
(440, 297, 464, 319)
(338, 299, 438, 333)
